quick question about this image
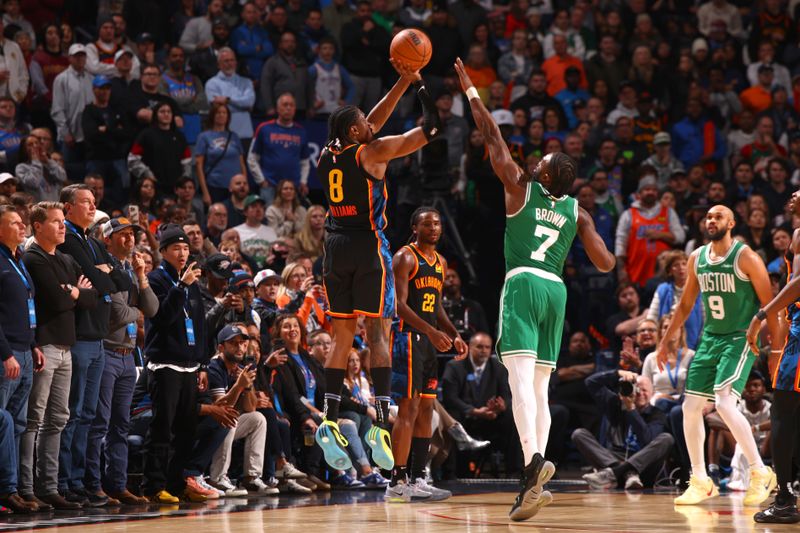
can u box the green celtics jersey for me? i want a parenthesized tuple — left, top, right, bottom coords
(504, 181, 578, 279)
(694, 240, 760, 335)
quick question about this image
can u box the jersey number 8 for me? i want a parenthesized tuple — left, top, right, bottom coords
(708, 295, 725, 320)
(530, 225, 559, 262)
(328, 169, 344, 203)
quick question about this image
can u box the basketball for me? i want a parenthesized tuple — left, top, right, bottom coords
(390, 28, 432, 71)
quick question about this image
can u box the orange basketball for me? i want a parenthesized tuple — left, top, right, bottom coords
(390, 28, 432, 71)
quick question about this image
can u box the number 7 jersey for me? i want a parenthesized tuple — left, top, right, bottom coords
(505, 181, 578, 280)
(317, 143, 388, 233)
(694, 240, 759, 334)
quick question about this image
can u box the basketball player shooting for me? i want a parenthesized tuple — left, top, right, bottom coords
(315, 52, 441, 471)
(454, 58, 615, 522)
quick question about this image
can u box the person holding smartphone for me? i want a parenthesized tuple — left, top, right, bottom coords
(141, 224, 210, 504)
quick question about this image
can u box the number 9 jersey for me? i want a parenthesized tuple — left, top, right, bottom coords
(318, 144, 388, 233)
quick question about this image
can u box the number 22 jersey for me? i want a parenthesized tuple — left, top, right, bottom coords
(317, 144, 388, 233)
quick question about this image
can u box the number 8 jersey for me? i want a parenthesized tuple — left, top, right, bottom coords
(505, 181, 578, 280)
(317, 144, 388, 233)
(694, 240, 759, 334)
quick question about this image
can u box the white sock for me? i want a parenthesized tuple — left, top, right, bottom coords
(714, 387, 765, 470)
(533, 365, 552, 456)
(682, 395, 709, 480)
(504, 356, 539, 464)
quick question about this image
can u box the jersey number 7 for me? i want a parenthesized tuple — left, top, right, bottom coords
(530, 225, 559, 262)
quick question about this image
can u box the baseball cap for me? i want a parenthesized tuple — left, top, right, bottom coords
(217, 324, 250, 345)
(92, 75, 112, 88)
(68, 43, 86, 56)
(491, 109, 514, 127)
(243, 194, 266, 209)
(101, 216, 141, 238)
(136, 32, 155, 44)
(691, 38, 708, 54)
(211, 18, 227, 28)
(206, 253, 235, 279)
(0, 173, 17, 184)
(158, 224, 190, 250)
(637, 175, 658, 192)
(228, 270, 255, 291)
(114, 49, 133, 62)
(254, 268, 281, 286)
(93, 210, 110, 227)
(572, 98, 587, 109)
(653, 132, 671, 145)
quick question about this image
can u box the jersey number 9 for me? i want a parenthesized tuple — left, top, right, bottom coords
(328, 169, 344, 203)
(708, 295, 725, 320)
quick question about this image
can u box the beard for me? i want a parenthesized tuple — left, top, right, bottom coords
(703, 228, 727, 241)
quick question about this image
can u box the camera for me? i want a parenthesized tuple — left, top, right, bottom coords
(619, 378, 638, 397)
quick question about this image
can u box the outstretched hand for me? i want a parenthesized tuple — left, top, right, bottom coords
(453, 58, 474, 93)
(389, 58, 421, 83)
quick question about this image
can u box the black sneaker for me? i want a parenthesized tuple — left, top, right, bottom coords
(63, 489, 89, 507)
(509, 453, 555, 522)
(754, 497, 800, 524)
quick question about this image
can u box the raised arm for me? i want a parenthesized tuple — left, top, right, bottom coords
(656, 252, 701, 370)
(365, 59, 415, 134)
(577, 206, 616, 273)
(453, 58, 525, 197)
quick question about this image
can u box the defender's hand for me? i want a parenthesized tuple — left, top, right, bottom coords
(454, 58, 474, 93)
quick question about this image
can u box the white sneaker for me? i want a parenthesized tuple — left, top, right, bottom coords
(276, 462, 307, 479)
(412, 477, 451, 501)
(210, 475, 249, 497)
(197, 476, 225, 498)
(242, 477, 279, 495)
(285, 479, 312, 494)
(624, 473, 643, 490)
(384, 481, 432, 503)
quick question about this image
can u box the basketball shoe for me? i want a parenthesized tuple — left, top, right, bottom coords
(754, 494, 800, 524)
(675, 476, 719, 505)
(315, 420, 352, 470)
(743, 466, 777, 506)
(509, 453, 555, 521)
(366, 425, 394, 470)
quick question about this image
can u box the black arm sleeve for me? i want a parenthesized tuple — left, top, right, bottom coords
(413, 80, 441, 140)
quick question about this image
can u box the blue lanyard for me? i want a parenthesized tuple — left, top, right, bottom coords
(65, 221, 98, 262)
(666, 348, 683, 390)
(159, 265, 190, 316)
(0, 246, 31, 294)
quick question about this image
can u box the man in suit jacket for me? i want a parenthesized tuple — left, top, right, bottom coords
(441, 332, 519, 472)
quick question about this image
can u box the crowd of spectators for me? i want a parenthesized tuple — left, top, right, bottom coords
(0, 0, 796, 514)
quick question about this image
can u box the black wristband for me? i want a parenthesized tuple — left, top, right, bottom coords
(756, 309, 767, 321)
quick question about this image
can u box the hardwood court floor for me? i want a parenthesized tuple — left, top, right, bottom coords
(0, 484, 797, 532)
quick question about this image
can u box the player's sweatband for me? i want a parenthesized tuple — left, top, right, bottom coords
(413, 80, 440, 140)
(466, 87, 480, 101)
(756, 309, 767, 321)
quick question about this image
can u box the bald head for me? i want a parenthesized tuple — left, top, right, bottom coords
(704, 205, 735, 241)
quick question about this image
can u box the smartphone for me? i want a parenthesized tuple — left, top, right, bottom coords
(127, 204, 139, 223)
(244, 354, 256, 367)
(271, 339, 285, 352)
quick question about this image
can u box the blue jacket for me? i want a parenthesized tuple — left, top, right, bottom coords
(655, 281, 703, 350)
(231, 23, 274, 80)
(671, 117, 726, 168)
